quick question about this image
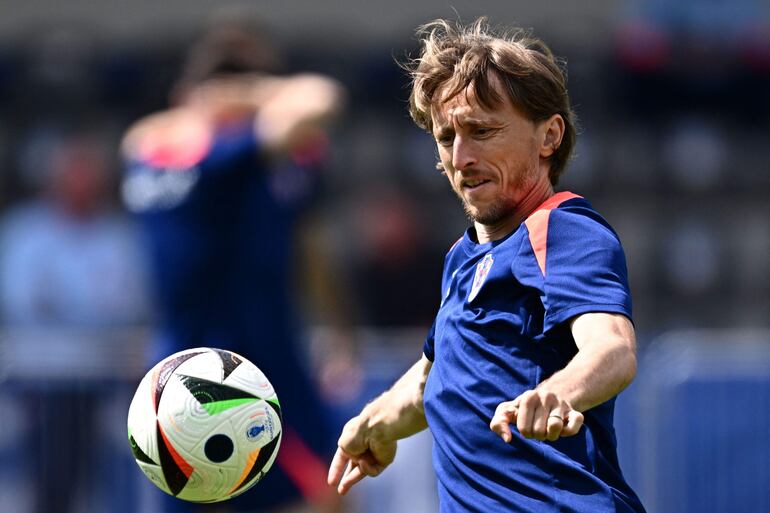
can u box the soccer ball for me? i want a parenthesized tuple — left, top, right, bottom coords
(127, 347, 282, 503)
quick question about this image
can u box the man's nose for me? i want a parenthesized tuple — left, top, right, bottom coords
(452, 137, 478, 171)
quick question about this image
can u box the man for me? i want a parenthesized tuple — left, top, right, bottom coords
(122, 21, 345, 513)
(327, 18, 646, 513)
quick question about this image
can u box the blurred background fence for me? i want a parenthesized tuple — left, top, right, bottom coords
(615, 329, 770, 513)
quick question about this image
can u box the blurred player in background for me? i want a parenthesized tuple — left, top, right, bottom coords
(328, 18, 646, 513)
(121, 18, 346, 513)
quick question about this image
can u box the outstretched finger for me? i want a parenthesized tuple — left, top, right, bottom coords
(561, 410, 584, 437)
(490, 403, 518, 443)
(327, 447, 350, 487)
(338, 461, 367, 495)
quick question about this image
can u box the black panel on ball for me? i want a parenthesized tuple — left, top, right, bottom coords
(157, 424, 191, 496)
(129, 434, 157, 465)
(177, 375, 260, 404)
(266, 399, 282, 420)
(154, 350, 206, 411)
(204, 434, 234, 463)
(211, 348, 244, 380)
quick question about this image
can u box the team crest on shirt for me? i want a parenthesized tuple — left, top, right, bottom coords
(468, 253, 494, 302)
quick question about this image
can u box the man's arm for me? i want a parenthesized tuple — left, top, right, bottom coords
(253, 73, 345, 154)
(121, 73, 344, 162)
(490, 312, 637, 442)
(327, 354, 432, 495)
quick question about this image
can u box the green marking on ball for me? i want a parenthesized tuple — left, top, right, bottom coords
(202, 398, 260, 415)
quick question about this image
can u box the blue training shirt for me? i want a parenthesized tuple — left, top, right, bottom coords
(122, 120, 315, 363)
(422, 192, 646, 513)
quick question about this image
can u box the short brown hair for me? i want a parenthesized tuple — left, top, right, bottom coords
(406, 18, 577, 184)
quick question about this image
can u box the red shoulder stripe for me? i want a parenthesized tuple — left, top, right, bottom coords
(532, 191, 581, 213)
(524, 192, 582, 276)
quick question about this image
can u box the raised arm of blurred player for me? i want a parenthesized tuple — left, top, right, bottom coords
(253, 74, 344, 153)
(121, 73, 344, 160)
(327, 355, 432, 495)
(490, 312, 637, 442)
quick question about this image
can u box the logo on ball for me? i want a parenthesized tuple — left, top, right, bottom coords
(246, 422, 266, 441)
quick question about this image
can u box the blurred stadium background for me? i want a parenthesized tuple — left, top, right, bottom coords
(0, 0, 768, 512)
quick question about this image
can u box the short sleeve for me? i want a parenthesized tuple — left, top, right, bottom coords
(523, 206, 633, 333)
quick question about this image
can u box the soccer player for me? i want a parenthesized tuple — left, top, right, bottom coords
(327, 18, 647, 513)
(122, 21, 345, 513)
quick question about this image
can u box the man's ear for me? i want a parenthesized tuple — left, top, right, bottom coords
(540, 114, 565, 158)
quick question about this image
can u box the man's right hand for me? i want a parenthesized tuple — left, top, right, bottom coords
(327, 355, 431, 494)
(327, 415, 397, 495)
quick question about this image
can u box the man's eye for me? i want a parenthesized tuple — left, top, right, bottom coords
(474, 128, 492, 137)
(437, 135, 453, 147)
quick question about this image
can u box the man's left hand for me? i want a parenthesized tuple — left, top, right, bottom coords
(490, 390, 583, 442)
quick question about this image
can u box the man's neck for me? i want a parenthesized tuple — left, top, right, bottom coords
(475, 179, 554, 244)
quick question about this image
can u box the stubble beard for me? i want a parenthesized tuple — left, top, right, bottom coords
(461, 196, 516, 226)
(458, 165, 537, 227)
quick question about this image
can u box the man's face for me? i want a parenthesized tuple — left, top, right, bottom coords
(431, 76, 549, 227)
